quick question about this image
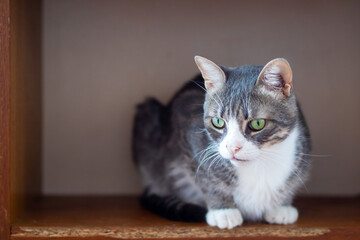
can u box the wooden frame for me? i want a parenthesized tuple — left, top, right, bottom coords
(1, 0, 42, 239)
(0, 1, 359, 239)
(0, 0, 11, 239)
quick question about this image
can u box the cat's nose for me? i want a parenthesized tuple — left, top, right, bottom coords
(227, 145, 242, 155)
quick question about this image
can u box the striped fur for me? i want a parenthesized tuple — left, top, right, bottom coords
(133, 57, 311, 228)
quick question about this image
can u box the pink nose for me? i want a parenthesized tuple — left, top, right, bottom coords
(227, 145, 242, 155)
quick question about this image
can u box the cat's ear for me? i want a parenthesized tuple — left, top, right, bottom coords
(257, 58, 293, 97)
(194, 56, 226, 93)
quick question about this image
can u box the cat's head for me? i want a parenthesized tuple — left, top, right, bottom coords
(194, 56, 298, 165)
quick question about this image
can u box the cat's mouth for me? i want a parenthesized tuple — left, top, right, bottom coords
(232, 157, 249, 162)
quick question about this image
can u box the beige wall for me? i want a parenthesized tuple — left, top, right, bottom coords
(43, 0, 360, 195)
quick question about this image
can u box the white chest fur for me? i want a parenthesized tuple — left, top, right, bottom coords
(232, 127, 299, 221)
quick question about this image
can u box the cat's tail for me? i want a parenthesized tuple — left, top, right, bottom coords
(140, 189, 207, 222)
(132, 98, 168, 166)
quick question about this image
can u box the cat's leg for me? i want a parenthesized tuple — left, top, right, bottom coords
(206, 208, 243, 229)
(263, 205, 298, 224)
(204, 195, 243, 229)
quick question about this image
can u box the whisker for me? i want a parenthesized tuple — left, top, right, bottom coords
(193, 143, 217, 159)
(192, 80, 207, 93)
(194, 128, 207, 134)
(297, 153, 331, 158)
(262, 148, 330, 159)
(195, 145, 219, 175)
(192, 80, 223, 109)
(207, 154, 221, 172)
(214, 156, 225, 169)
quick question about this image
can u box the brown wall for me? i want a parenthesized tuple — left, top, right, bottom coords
(43, 0, 360, 195)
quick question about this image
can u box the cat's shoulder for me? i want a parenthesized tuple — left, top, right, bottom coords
(170, 75, 205, 103)
(167, 75, 205, 113)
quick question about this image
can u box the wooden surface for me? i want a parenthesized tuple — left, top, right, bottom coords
(10, 196, 360, 239)
(9, 0, 42, 226)
(0, 0, 11, 239)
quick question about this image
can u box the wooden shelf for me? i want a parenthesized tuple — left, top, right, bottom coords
(1, 1, 360, 240)
(10, 196, 360, 239)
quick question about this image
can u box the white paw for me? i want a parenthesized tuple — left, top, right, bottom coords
(206, 208, 243, 229)
(264, 206, 298, 225)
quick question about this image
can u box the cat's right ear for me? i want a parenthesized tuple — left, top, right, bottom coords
(257, 58, 293, 97)
(194, 56, 226, 94)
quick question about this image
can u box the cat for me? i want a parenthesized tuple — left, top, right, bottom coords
(132, 56, 311, 229)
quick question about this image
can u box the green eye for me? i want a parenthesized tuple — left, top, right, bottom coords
(249, 119, 266, 131)
(211, 117, 225, 129)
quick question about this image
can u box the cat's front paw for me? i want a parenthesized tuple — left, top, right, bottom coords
(264, 205, 298, 225)
(206, 208, 243, 229)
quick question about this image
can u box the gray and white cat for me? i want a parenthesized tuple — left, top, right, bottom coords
(133, 56, 311, 229)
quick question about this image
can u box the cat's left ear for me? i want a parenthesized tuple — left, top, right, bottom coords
(194, 56, 226, 94)
(257, 58, 293, 97)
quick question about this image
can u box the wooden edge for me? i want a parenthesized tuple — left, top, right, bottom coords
(0, 0, 11, 239)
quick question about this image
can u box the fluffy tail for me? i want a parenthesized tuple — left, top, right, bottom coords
(140, 189, 207, 222)
(133, 99, 206, 222)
